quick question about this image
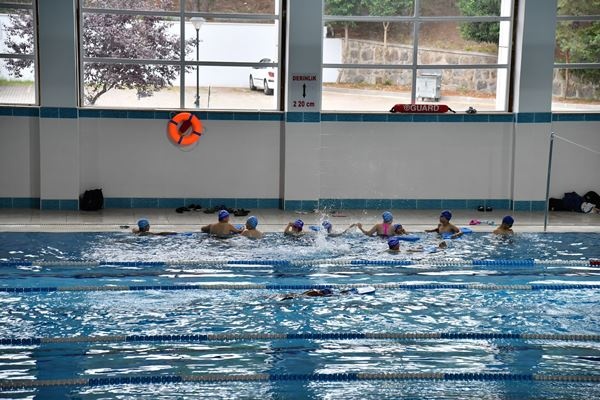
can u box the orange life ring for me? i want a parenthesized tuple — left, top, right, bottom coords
(167, 112, 203, 146)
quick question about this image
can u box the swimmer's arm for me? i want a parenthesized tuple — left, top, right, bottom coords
(284, 223, 294, 235)
(229, 223, 244, 234)
(450, 225, 463, 239)
(357, 223, 377, 236)
(340, 223, 357, 234)
(155, 231, 177, 236)
(425, 226, 439, 233)
(201, 225, 210, 233)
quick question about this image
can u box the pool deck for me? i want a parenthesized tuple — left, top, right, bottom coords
(0, 209, 598, 233)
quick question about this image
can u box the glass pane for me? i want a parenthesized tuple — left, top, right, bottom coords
(552, 68, 600, 111)
(418, 22, 499, 64)
(0, 58, 35, 104)
(0, 8, 34, 55)
(324, 0, 414, 17)
(0, 1, 32, 5)
(416, 68, 506, 111)
(324, 22, 413, 65)
(184, 66, 277, 110)
(83, 63, 181, 108)
(322, 67, 412, 111)
(82, 14, 181, 60)
(185, 0, 278, 14)
(82, 0, 180, 12)
(185, 19, 278, 63)
(420, 0, 502, 17)
(557, 0, 600, 16)
(555, 21, 600, 64)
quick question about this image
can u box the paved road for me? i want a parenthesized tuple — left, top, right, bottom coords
(1, 84, 598, 112)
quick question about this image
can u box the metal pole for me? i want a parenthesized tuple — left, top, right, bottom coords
(195, 28, 200, 108)
(543, 131, 555, 232)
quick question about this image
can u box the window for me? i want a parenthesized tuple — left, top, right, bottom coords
(0, 0, 36, 105)
(322, 0, 514, 112)
(553, 0, 600, 112)
(80, 0, 281, 110)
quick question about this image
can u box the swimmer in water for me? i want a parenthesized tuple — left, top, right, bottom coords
(425, 210, 462, 239)
(320, 220, 357, 237)
(201, 210, 244, 238)
(241, 216, 263, 239)
(132, 219, 176, 236)
(356, 211, 396, 237)
(493, 215, 514, 235)
(284, 219, 307, 236)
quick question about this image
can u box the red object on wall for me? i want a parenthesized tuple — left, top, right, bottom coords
(390, 104, 456, 113)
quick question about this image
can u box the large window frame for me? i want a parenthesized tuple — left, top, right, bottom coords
(0, 1, 38, 105)
(553, 12, 600, 112)
(323, 0, 515, 112)
(78, 1, 283, 110)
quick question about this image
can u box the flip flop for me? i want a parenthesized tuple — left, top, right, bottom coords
(233, 208, 250, 217)
(176, 207, 190, 213)
(477, 205, 485, 212)
(469, 219, 481, 225)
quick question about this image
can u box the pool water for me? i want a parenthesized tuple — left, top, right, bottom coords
(0, 232, 599, 399)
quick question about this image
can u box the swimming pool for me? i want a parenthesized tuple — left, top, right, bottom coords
(1, 232, 599, 399)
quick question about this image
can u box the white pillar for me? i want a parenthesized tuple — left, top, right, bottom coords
(38, 0, 80, 209)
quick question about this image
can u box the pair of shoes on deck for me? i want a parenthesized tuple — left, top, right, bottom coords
(175, 204, 202, 213)
(203, 205, 233, 214)
(477, 205, 493, 212)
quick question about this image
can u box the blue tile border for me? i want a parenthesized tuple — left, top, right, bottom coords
(1, 107, 597, 124)
(102, 198, 280, 209)
(40, 199, 78, 210)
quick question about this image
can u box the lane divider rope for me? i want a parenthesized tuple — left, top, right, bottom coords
(2, 283, 600, 293)
(2, 332, 599, 346)
(1, 259, 597, 268)
(2, 372, 600, 390)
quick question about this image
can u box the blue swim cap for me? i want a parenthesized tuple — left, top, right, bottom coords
(382, 211, 393, 223)
(137, 219, 149, 229)
(246, 216, 258, 229)
(388, 237, 400, 248)
(322, 220, 332, 232)
(502, 215, 514, 226)
(293, 219, 304, 230)
(440, 210, 452, 221)
(321, 288, 333, 296)
(218, 210, 230, 221)
(393, 223, 403, 232)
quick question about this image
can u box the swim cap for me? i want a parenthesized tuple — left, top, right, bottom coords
(322, 220, 332, 232)
(293, 219, 304, 230)
(218, 210, 229, 221)
(502, 215, 514, 226)
(440, 210, 452, 221)
(246, 216, 258, 229)
(388, 237, 400, 248)
(382, 211, 393, 223)
(137, 219, 149, 229)
(393, 223, 403, 232)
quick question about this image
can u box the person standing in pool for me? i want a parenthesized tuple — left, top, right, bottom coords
(241, 216, 263, 239)
(356, 211, 396, 237)
(425, 210, 462, 239)
(493, 215, 515, 235)
(201, 210, 244, 238)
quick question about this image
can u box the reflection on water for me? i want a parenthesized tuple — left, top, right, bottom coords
(0, 232, 599, 399)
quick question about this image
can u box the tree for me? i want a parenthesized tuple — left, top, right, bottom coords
(555, 0, 600, 86)
(324, 0, 364, 56)
(4, 0, 184, 105)
(363, 0, 413, 61)
(457, 0, 500, 44)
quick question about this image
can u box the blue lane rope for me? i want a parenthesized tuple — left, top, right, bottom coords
(0, 259, 597, 268)
(1, 283, 600, 293)
(1, 332, 599, 346)
(2, 372, 600, 390)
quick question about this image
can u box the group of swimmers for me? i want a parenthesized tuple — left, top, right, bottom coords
(132, 209, 516, 248)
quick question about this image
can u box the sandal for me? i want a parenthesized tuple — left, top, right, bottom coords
(233, 208, 250, 217)
(176, 207, 190, 213)
(188, 204, 202, 211)
(477, 205, 485, 212)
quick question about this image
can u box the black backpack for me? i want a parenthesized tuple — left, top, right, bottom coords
(80, 189, 104, 211)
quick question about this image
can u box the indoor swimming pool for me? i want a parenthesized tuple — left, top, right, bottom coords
(0, 231, 599, 399)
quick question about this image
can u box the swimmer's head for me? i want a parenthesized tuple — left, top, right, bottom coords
(438, 241, 448, 249)
(502, 215, 514, 227)
(322, 220, 333, 233)
(440, 210, 452, 222)
(382, 211, 393, 223)
(388, 237, 400, 250)
(137, 219, 150, 232)
(246, 216, 258, 229)
(218, 210, 230, 222)
(393, 223, 403, 234)
(320, 288, 334, 296)
(293, 219, 304, 231)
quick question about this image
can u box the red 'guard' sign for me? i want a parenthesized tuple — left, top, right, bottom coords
(390, 104, 455, 113)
